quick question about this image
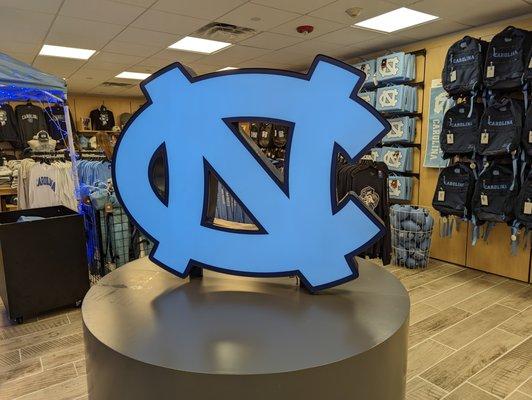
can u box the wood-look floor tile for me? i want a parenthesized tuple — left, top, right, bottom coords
(2, 319, 82, 353)
(456, 281, 527, 314)
(479, 273, 508, 284)
(498, 287, 532, 311)
(420, 328, 522, 392)
(401, 265, 466, 291)
(424, 279, 498, 311)
(0, 316, 69, 341)
(432, 304, 517, 350)
(409, 307, 471, 348)
(424, 269, 483, 293)
(0, 358, 42, 384)
(20, 334, 83, 361)
(410, 303, 440, 325)
(0, 363, 77, 400)
(409, 286, 440, 304)
(15, 375, 88, 400)
(0, 350, 20, 368)
(41, 344, 85, 371)
(406, 377, 447, 400)
(499, 307, 532, 338)
(391, 266, 425, 280)
(407, 340, 455, 381)
(506, 392, 532, 400)
(517, 377, 532, 396)
(74, 359, 86, 376)
(470, 337, 532, 398)
(66, 311, 81, 323)
(443, 383, 498, 399)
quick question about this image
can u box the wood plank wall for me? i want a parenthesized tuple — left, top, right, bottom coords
(347, 15, 532, 282)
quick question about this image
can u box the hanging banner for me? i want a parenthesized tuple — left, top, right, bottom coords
(423, 79, 451, 168)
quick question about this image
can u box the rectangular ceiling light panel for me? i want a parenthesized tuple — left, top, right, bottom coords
(169, 36, 231, 54)
(116, 71, 151, 80)
(354, 7, 438, 33)
(39, 45, 96, 60)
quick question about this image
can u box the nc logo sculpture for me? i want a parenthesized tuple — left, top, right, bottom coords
(113, 55, 390, 292)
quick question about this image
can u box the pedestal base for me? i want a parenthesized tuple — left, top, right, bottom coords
(82, 258, 410, 400)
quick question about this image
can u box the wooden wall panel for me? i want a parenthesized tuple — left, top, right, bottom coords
(349, 15, 532, 281)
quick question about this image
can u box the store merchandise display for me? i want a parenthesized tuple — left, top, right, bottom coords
(336, 157, 391, 264)
(0, 103, 22, 147)
(382, 117, 416, 144)
(89, 104, 115, 131)
(15, 101, 47, 146)
(388, 175, 414, 201)
(390, 204, 434, 268)
(434, 26, 532, 248)
(359, 90, 375, 106)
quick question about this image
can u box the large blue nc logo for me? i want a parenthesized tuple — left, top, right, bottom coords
(113, 55, 389, 292)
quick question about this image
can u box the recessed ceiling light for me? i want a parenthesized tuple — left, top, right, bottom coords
(39, 44, 96, 60)
(169, 36, 231, 54)
(353, 7, 438, 33)
(116, 71, 151, 80)
(217, 67, 238, 71)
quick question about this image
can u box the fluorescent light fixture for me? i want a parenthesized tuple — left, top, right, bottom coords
(169, 36, 231, 54)
(116, 71, 151, 80)
(39, 44, 96, 60)
(354, 7, 438, 33)
(218, 67, 237, 71)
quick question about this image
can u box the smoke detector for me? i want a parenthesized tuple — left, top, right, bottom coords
(296, 25, 314, 35)
(345, 7, 362, 18)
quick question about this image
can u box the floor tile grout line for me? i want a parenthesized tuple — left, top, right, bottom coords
(505, 377, 532, 400)
(462, 332, 532, 395)
(467, 380, 505, 399)
(0, 314, 71, 342)
(10, 369, 82, 400)
(403, 265, 468, 291)
(416, 374, 450, 394)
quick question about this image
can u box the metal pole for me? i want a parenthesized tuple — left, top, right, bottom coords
(63, 103, 81, 210)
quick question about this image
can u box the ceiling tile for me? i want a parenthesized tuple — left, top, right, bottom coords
(33, 57, 86, 78)
(0, 41, 42, 55)
(400, 19, 470, 40)
(46, 16, 124, 49)
(103, 40, 163, 57)
(59, 0, 146, 25)
(197, 45, 272, 66)
(153, 0, 247, 20)
(236, 59, 295, 70)
(110, 0, 157, 7)
(68, 66, 116, 81)
(132, 10, 208, 35)
(251, 0, 337, 14)
(184, 63, 221, 75)
(90, 51, 144, 66)
(219, 3, 301, 31)
(270, 15, 345, 38)
(0, 8, 54, 44)
(67, 82, 101, 93)
(309, 0, 396, 25)
(251, 49, 316, 66)
(239, 32, 305, 50)
(281, 39, 345, 56)
(314, 27, 383, 46)
(85, 58, 138, 72)
(3, 52, 36, 64)
(343, 34, 413, 57)
(120, 85, 145, 97)
(114, 27, 179, 47)
(150, 49, 205, 63)
(1, 0, 63, 14)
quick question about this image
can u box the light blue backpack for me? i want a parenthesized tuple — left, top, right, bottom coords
(388, 176, 413, 201)
(353, 59, 376, 87)
(382, 117, 416, 144)
(376, 85, 417, 114)
(376, 52, 416, 84)
(359, 90, 376, 107)
(380, 146, 413, 172)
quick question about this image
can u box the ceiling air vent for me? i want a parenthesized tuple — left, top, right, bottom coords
(101, 82, 133, 88)
(194, 22, 256, 42)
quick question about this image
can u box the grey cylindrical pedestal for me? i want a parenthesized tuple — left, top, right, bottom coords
(82, 258, 409, 400)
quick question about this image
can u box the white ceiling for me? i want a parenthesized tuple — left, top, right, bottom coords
(1, 0, 530, 97)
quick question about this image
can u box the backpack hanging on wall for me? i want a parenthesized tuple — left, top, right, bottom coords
(388, 175, 413, 201)
(359, 90, 376, 107)
(258, 123, 273, 148)
(440, 100, 482, 158)
(484, 26, 532, 91)
(477, 97, 523, 157)
(273, 124, 288, 148)
(522, 106, 532, 157)
(353, 60, 376, 87)
(515, 168, 532, 229)
(442, 36, 487, 96)
(376, 52, 416, 84)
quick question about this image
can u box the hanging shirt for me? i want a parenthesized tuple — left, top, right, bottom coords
(28, 163, 60, 209)
(90, 107, 115, 131)
(15, 103, 47, 145)
(0, 103, 21, 146)
(44, 105, 76, 140)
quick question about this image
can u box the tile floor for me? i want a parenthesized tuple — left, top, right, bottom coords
(0, 259, 530, 399)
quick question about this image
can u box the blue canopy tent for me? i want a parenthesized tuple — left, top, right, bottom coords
(0, 51, 79, 204)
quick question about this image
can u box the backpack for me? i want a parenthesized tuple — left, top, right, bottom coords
(382, 117, 416, 144)
(514, 169, 532, 229)
(273, 124, 288, 148)
(477, 97, 523, 157)
(353, 60, 376, 87)
(472, 162, 517, 224)
(432, 163, 476, 219)
(376, 52, 416, 84)
(484, 26, 532, 90)
(249, 122, 259, 144)
(522, 106, 532, 157)
(258, 123, 273, 148)
(442, 36, 487, 96)
(440, 100, 482, 158)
